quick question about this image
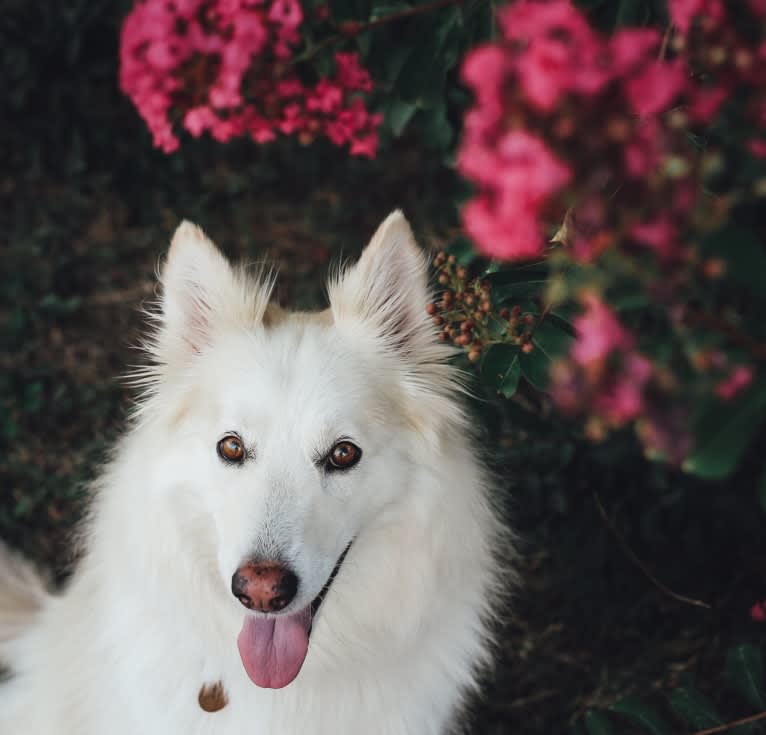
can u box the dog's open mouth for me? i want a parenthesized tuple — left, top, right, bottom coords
(237, 543, 351, 689)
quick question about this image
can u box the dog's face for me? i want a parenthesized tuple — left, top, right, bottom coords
(140, 212, 458, 688)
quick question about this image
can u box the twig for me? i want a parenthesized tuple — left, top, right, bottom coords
(294, 0, 467, 64)
(593, 493, 712, 610)
(692, 710, 766, 735)
(681, 307, 766, 361)
(657, 24, 673, 62)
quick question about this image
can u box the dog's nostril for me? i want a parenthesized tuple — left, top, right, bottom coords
(269, 596, 286, 611)
(277, 571, 298, 604)
(231, 574, 248, 598)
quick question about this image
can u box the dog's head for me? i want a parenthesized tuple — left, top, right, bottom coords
(134, 212, 461, 688)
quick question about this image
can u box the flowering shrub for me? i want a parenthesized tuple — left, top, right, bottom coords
(447, 0, 766, 469)
(458, 0, 766, 262)
(120, 0, 381, 155)
(119, 0, 766, 474)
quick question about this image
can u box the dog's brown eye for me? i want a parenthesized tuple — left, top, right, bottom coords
(218, 435, 245, 464)
(327, 441, 361, 471)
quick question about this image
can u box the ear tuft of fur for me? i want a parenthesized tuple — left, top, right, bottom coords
(329, 210, 429, 352)
(329, 211, 465, 431)
(133, 221, 274, 390)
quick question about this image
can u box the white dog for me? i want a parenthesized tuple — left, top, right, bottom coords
(0, 211, 508, 734)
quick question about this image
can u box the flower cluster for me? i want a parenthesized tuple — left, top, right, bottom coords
(120, 0, 381, 155)
(673, 0, 766, 157)
(551, 294, 691, 463)
(457, 0, 766, 262)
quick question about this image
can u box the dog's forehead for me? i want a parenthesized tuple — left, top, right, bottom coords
(204, 317, 381, 420)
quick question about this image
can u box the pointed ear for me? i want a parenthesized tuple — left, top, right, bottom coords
(157, 221, 271, 361)
(328, 210, 432, 354)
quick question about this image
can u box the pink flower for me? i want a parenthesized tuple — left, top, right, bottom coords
(610, 29, 660, 74)
(670, 0, 725, 33)
(624, 60, 686, 118)
(688, 86, 729, 123)
(595, 354, 652, 423)
(631, 217, 680, 260)
(268, 0, 303, 31)
(183, 106, 217, 137)
(307, 80, 343, 114)
(335, 52, 373, 92)
(715, 366, 754, 400)
(751, 601, 766, 622)
(120, 0, 378, 156)
(624, 118, 663, 178)
(749, 139, 766, 158)
(571, 294, 633, 364)
(462, 197, 546, 260)
(459, 131, 571, 259)
(499, 0, 612, 111)
(350, 131, 380, 158)
(461, 45, 508, 126)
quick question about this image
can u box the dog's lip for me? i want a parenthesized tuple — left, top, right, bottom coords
(308, 541, 352, 629)
(238, 542, 352, 625)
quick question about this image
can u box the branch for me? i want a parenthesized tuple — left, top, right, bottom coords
(657, 24, 673, 62)
(681, 307, 766, 361)
(593, 493, 712, 610)
(692, 710, 766, 735)
(294, 0, 467, 64)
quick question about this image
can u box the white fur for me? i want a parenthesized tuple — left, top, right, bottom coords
(0, 211, 510, 735)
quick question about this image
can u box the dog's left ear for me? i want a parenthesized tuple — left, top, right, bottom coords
(329, 210, 433, 355)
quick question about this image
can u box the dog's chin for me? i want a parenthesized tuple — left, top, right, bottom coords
(236, 544, 351, 689)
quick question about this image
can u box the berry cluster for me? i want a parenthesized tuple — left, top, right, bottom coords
(120, 0, 381, 155)
(427, 252, 537, 363)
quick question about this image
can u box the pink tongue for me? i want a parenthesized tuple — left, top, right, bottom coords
(237, 608, 311, 689)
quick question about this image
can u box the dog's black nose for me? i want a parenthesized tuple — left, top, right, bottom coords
(231, 563, 299, 612)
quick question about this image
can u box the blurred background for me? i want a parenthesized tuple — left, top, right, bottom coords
(1, 1, 765, 732)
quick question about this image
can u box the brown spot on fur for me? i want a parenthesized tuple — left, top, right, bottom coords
(198, 681, 228, 712)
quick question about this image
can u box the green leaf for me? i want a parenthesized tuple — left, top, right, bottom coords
(369, 0, 409, 20)
(533, 317, 574, 357)
(434, 5, 464, 68)
(700, 226, 766, 301)
(615, 0, 650, 26)
(445, 235, 476, 265)
(726, 644, 766, 710)
(481, 344, 521, 398)
(397, 38, 447, 107)
(669, 686, 723, 729)
(683, 380, 766, 478)
(519, 349, 549, 391)
(485, 314, 508, 339)
(419, 104, 453, 150)
(381, 43, 413, 83)
(520, 318, 574, 391)
(385, 97, 418, 137)
(609, 697, 673, 735)
(487, 263, 550, 303)
(583, 710, 615, 735)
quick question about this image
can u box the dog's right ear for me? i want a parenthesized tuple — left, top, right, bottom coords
(156, 221, 271, 362)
